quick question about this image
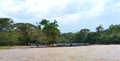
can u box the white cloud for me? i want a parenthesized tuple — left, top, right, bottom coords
(0, 0, 107, 19)
(0, 0, 120, 32)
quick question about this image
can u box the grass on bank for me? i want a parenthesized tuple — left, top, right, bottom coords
(0, 46, 11, 49)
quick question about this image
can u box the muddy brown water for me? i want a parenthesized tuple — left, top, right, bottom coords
(0, 45, 120, 61)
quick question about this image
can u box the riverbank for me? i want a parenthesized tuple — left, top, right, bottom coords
(0, 46, 10, 49)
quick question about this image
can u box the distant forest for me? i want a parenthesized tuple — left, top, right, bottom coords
(0, 18, 120, 46)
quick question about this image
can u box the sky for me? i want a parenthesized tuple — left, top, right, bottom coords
(0, 0, 120, 33)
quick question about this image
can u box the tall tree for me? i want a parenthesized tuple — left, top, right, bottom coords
(0, 18, 19, 46)
(0, 18, 14, 32)
(95, 25, 104, 43)
(40, 19, 60, 44)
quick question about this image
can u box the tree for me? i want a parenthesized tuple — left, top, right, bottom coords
(109, 25, 120, 36)
(58, 34, 68, 43)
(40, 19, 60, 44)
(95, 25, 104, 43)
(75, 29, 90, 43)
(0, 18, 19, 46)
(0, 18, 14, 32)
(96, 25, 104, 32)
(14, 23, 44, 45)
(60, 32, 76, 43)
(108, 25, 120, 43)
(86, 32, 98, 44)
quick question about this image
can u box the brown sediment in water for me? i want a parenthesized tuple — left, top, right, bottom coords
(0, 45, 120, 61)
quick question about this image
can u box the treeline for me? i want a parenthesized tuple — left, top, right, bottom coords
(60, 25, 120, 44)
(0, 18, 60, 46)
(0, 18, 120, 46)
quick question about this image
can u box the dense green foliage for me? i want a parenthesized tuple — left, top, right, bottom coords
(0, 18, 60, 45)
(72, 25, 120, 44)
(60, 24, 120, 44)
(39, 19, 60, 44)
(1, 17, 120, 46)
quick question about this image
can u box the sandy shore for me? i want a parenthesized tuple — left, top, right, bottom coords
(0, 45, 120, 61)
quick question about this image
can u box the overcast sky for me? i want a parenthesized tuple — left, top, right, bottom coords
(0, 0, 120, 33)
